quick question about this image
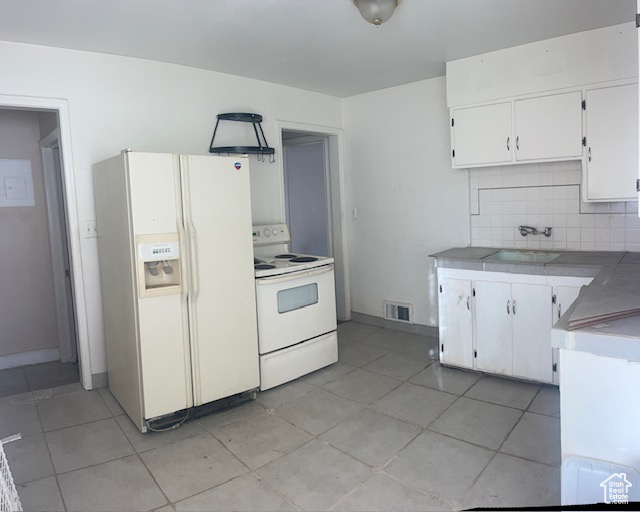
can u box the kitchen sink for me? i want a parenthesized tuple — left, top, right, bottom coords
(484, 250, 561, 264)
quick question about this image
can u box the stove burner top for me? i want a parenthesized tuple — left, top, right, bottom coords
(289, 256, 318, 263)
(254, 258, 263, 264)
(255, 264, 276, 270)
(275, 254, 298, 259)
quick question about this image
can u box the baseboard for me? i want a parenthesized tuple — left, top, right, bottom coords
(350, 312, 439, 338)
(0, 348, 60, 370)
(91, 372, 108, 389)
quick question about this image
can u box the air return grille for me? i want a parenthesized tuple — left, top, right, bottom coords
(383, 301, 413, 324)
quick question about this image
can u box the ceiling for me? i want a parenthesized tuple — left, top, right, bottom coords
(0, 0, 635, 97)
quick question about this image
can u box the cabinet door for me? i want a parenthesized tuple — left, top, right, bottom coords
(511, 283, 553, 383)
(551, 285, 584, 385)
(451, 102, 512, 167)
(584, 84, 638, 201)
(474, 280, 512, 375)
(514, 91, 583, 161)
(553, 285, 583, 325)
(439, 278, 474, 369)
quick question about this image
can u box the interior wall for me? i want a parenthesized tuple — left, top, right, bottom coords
(0, 109, 59, 357)
(0, 41, 343, 379)
(284, 140, 329, 256)
(38, 111, 58, 139)
(342, 76, 470, 328)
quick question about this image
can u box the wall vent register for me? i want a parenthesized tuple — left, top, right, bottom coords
(384, 300, 413, 323)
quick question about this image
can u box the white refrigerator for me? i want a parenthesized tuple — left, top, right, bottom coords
(94, 151, 259, 432)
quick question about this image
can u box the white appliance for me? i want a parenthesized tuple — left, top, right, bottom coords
(253, 224, 338, 390)
(94, 151, 259, 433)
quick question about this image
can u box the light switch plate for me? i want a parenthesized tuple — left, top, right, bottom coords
(83, 220, 98, 238)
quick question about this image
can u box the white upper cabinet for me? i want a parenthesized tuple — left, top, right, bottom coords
(514, 91, 583, 162)
(584, 83, 638, 201)
(451, 91, 584, 169)
(446, 23, 637, 173)
(451, 102, 512, 167)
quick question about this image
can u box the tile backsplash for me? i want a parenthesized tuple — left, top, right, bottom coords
(469, 161, 640, 252)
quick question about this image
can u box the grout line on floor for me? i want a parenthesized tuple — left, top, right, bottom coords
(456, 404, 526, 507)
(35, 396, 69, 512)
(377, 468, 459, 511)
(134, 451, 173, 509)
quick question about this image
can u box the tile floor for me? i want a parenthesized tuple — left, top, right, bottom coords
(0, 322, 561, 511)
(0, 361, 79, 398)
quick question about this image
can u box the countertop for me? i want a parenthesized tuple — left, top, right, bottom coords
(431, 247, 640, 359)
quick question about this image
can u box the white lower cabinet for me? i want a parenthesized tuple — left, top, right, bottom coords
(511, 283, 553, 382)
(475, 281, 513, 375)
(475, 280, 552, 382)
(550, 281, 592, 384)
(437, 268, 593, 385)
(438, 278, 474, 369)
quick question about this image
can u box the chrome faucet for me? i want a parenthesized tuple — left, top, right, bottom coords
(518, 226, 552, 237)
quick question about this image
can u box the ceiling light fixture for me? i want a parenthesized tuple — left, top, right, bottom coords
(353, 0, 399, 27)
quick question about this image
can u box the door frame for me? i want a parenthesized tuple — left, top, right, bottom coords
(0, 94, 91, 388)
(40, 128, 78, 363)
(276, 120, 351, 321)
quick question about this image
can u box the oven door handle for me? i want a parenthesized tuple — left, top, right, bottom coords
(256, 264, 334, 285)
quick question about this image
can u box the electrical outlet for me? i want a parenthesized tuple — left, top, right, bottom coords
(83, 220, 98, 238)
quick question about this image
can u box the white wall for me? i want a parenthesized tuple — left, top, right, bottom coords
(343, 77, 470, 327)
(0, 41, 342, 379)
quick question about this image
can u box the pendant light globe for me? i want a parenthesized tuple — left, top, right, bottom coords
(353, 0, 399, 27)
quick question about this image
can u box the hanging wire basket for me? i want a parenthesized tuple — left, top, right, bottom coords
(0, 435, 22, 512)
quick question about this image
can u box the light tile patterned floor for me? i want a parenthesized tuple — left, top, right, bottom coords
(1, 321, 561, 511)
(0, 361, 79, 398)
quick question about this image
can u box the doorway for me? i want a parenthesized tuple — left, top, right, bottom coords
(0, 105, 83, 396)
(283, 132, 330, 256)
(278, 122, 350, 322)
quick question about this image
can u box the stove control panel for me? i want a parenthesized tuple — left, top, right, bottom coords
(252, 223, 291, 246)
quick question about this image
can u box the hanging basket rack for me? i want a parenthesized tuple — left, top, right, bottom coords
(208, 113, 275, 162)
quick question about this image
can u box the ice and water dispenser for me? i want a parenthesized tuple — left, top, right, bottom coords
(136, 234, 181, 297)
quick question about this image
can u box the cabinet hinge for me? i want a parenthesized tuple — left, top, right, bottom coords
(553, 363, 557, 372)
(637, 179, 640, 192)
(451, 118, 454, 127)
(439, 284, 442, 293)
(452, 149, 455, 158)
(474, 350, 477, 358)
(636, 12, 640, 28)
(552, 294, 557, 304)
(582, 137, 587, 147)
(582, 99, 586, 110)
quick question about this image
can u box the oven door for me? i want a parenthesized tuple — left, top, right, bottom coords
(255, 264, 337, 354)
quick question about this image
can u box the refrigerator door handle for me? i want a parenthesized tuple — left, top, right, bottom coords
(175, 165, 189, 300)
(188, 218, 199, 298)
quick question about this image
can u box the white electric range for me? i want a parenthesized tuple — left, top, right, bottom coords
(252, 224, 338, 390)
